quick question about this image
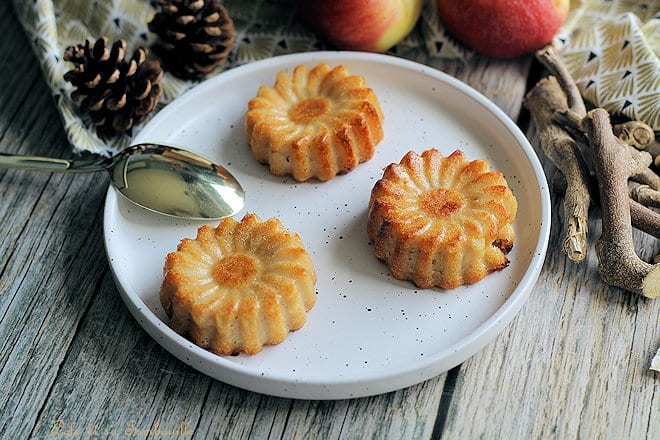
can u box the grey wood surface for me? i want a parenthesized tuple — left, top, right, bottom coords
(1, 2, 657, 439)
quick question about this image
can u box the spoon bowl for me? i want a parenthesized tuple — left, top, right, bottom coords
(0, 143, 245, 220)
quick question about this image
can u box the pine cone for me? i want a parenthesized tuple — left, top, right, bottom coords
(63, 37, 163, 136)
(149, 0, 235, 80)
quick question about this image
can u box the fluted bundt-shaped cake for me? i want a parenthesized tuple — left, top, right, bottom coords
(245, 63, 384, 181)
(160, 213, 317, 355)
(368, 149, 517, 289)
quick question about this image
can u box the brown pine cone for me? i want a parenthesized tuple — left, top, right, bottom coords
(63, 37, 163, 136)
(148, 0, 234, 80)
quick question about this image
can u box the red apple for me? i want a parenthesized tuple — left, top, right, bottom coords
(437, 0, 569, 58)
(298, 0, 423, 53)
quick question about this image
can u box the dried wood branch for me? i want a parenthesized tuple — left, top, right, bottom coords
(583, 109, 660, 298)
(532, 45, 659, 296)
(554, 110, 589, 147)
(536, 45, 586, 117)
(613, 121, 655, 150)
(630, 200, 660, 238)
(556, 110, 656, 179)
(631, 167, 660, 191)
(552, 172, 660, 238)
(524, 76, 591, 262)
(630, 183, 660, 208)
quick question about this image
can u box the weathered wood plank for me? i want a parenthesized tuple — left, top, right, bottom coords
(336, 379, 446, 439)
(232, 379, 448, 440)
(28, 271, 212, 439)
(440, 119, 659, 439)
(432, 55, 533, 119)
(0, 157, 111, 438)
(0, 3, 114, 437)
(0, 1, 566, 438)
(0, 175, 110, 438)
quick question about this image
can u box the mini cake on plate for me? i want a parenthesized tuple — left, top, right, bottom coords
(367, 149, 517, 289)
(245, 63, 384, 181)
(160, 213, 317, 355)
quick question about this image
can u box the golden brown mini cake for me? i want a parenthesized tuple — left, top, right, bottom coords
(367, 149, 517, 289)
(245, 63, 384, 181)
(160, 213, 317, 355)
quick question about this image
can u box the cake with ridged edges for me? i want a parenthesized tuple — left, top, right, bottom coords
(367, 149, 517, 289)
(160, 213, 317, 355)
(245, 63, 384, 181)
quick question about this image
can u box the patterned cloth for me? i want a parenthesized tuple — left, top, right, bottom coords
(10, 0, 660, 155)
(557, 0, 659, 132)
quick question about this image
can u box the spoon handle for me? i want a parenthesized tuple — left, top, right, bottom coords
(0, 152, 108, 173)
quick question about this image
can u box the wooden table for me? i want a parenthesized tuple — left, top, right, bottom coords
(1, 2, 657, 438)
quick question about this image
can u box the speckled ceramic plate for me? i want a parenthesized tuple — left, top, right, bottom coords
(104, 52, 551, 400)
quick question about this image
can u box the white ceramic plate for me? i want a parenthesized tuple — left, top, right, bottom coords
(104, 52, 551, 400)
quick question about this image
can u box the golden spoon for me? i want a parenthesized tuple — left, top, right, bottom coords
(0, 143, 245, 220)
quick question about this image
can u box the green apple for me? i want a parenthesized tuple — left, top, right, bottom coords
(298, 0, 423, 53)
